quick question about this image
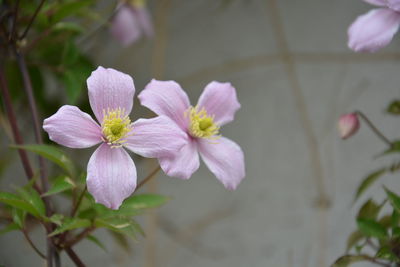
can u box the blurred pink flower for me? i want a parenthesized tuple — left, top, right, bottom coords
(43, 67, 186, 209)
(138, 80, 245, 190)
(110, 2, 154, 46)
(338, 113, 360, 139)
(348, 0, 400, 52)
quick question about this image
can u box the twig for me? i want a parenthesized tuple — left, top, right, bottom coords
(9, 0, 19, 41)
(356, 110, 392, 147)
(19, 0, 45, 39)
(65, 247, 86, 267)
(22, 228, 46, 259)
(71, 186, 87, 217)
(63, 226, 95, 248)
(0, 66, 38, 190)
(135, 165, 161, 191)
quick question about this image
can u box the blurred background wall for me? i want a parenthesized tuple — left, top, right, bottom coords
(2, 0, 400, 266)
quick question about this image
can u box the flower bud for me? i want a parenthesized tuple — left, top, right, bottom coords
(338, 113, 360, 139)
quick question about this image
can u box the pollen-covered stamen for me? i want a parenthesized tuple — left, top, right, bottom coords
(101, 108, 132, 146)
(187, 106, 220, 139)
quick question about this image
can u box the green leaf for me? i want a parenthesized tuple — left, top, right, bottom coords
(94, 218, 139, 239)
(16, 187, 46, 218)
(43, 176, 76, 197)
(354, 169, 386, 202)
(108, 231, 131, 253)
(385, 187, 400, 214)
(357, 218, 388, 239)
(51, 0, 95, 23)
(49, 218, 91, 236)
(357, 199, 381, 220)
(381, 140, 400, 156)
(0, 192, 40, 218)
(346, 230, 364, 252)
(52, 22, 84, 34)
(10, 144, 75, 176)
(86, 235, 107, 252)
(122, 194, 169, 210)
(392, 210, 400, 227)
(387, 100, 400, 115)
(12, 208, 25, 228)
(331, 255, 366, 267)
(376, 246, 398, 261)
(0, 223, 19, 236)
(49, 214, 64, 226)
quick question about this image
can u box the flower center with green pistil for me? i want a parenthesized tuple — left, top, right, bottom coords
(102, 108, 132, 147)
(187, 106, 220, 139)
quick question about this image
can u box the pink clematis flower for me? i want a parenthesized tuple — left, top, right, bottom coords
(138, 80, 245, 190)
(43, 67, 186, 209)
(110, 1, 154, 46)
(348, 0, 400, 52)
(338, 113, 360, 139)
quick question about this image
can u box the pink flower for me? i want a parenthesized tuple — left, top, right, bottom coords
(110, 2, 154, 46)
(43, 67, 186, 209)
(138, 80, 245, 190)
(338, 113, 360, 139)
(348, 0, 400, 52)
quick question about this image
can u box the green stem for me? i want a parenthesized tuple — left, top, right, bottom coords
(22, 228, 46, 259)
(135, 165, 161, 191)
(356, 110, 392, 147)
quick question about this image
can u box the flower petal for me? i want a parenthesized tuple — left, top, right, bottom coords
(388, 0, 400, 12)
(43, 105, 102, 148)
(124, 116, 187, 158)
(198, 137, 245, 190)
(363, 0, 386, 6)
(197, 81, 241, 126)
(138, 79, 191, 130)
(159, 141, 199, 180)
(87, 66, 135, 123)
(348, 8, 400, 52)
(87, 144, 137, 210)
(135, 6, 154, 38)
(110, 4, 142, 46)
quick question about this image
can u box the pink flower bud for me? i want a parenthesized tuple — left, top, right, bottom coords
(338, 113, 360, 139)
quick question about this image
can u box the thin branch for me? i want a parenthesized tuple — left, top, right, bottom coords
(63, 226, 95, 248)
(135, 165, 161, 191)
(65, 247, 86, 267)
(22, 228, 46, 259)
(0, 66, 39, 190)
(356, 110, 392, 147)
(19, 0, 45, 39)
(71, 186, 86, 217)
(9, 0, 19, 41)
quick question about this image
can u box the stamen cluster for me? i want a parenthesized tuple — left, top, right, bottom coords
(102, 108, 132, 147)
(187, 106, 219, 139)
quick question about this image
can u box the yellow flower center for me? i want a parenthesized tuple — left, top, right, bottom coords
(187, 106, 219, 139)
(101, 108, 132, 147)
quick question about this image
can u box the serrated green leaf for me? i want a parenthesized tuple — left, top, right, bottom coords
(346, 230, 364, 252)
(357, 199, 381, 220)
(86, 235, 107, 252)
(49, 218, 91, 236)
(0, 192, 40, 217)
(331, 255, 366, 267)
(43, 176, 76, 197)
(357, 218, 388, 239)
(0, 223, 19, 236)
(354, 169, 386, 202)
(16, 187, 46, 218)
(10, 144, 75, 176)
(12, 208, 25, 229)
(385, 187, 400, 214)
